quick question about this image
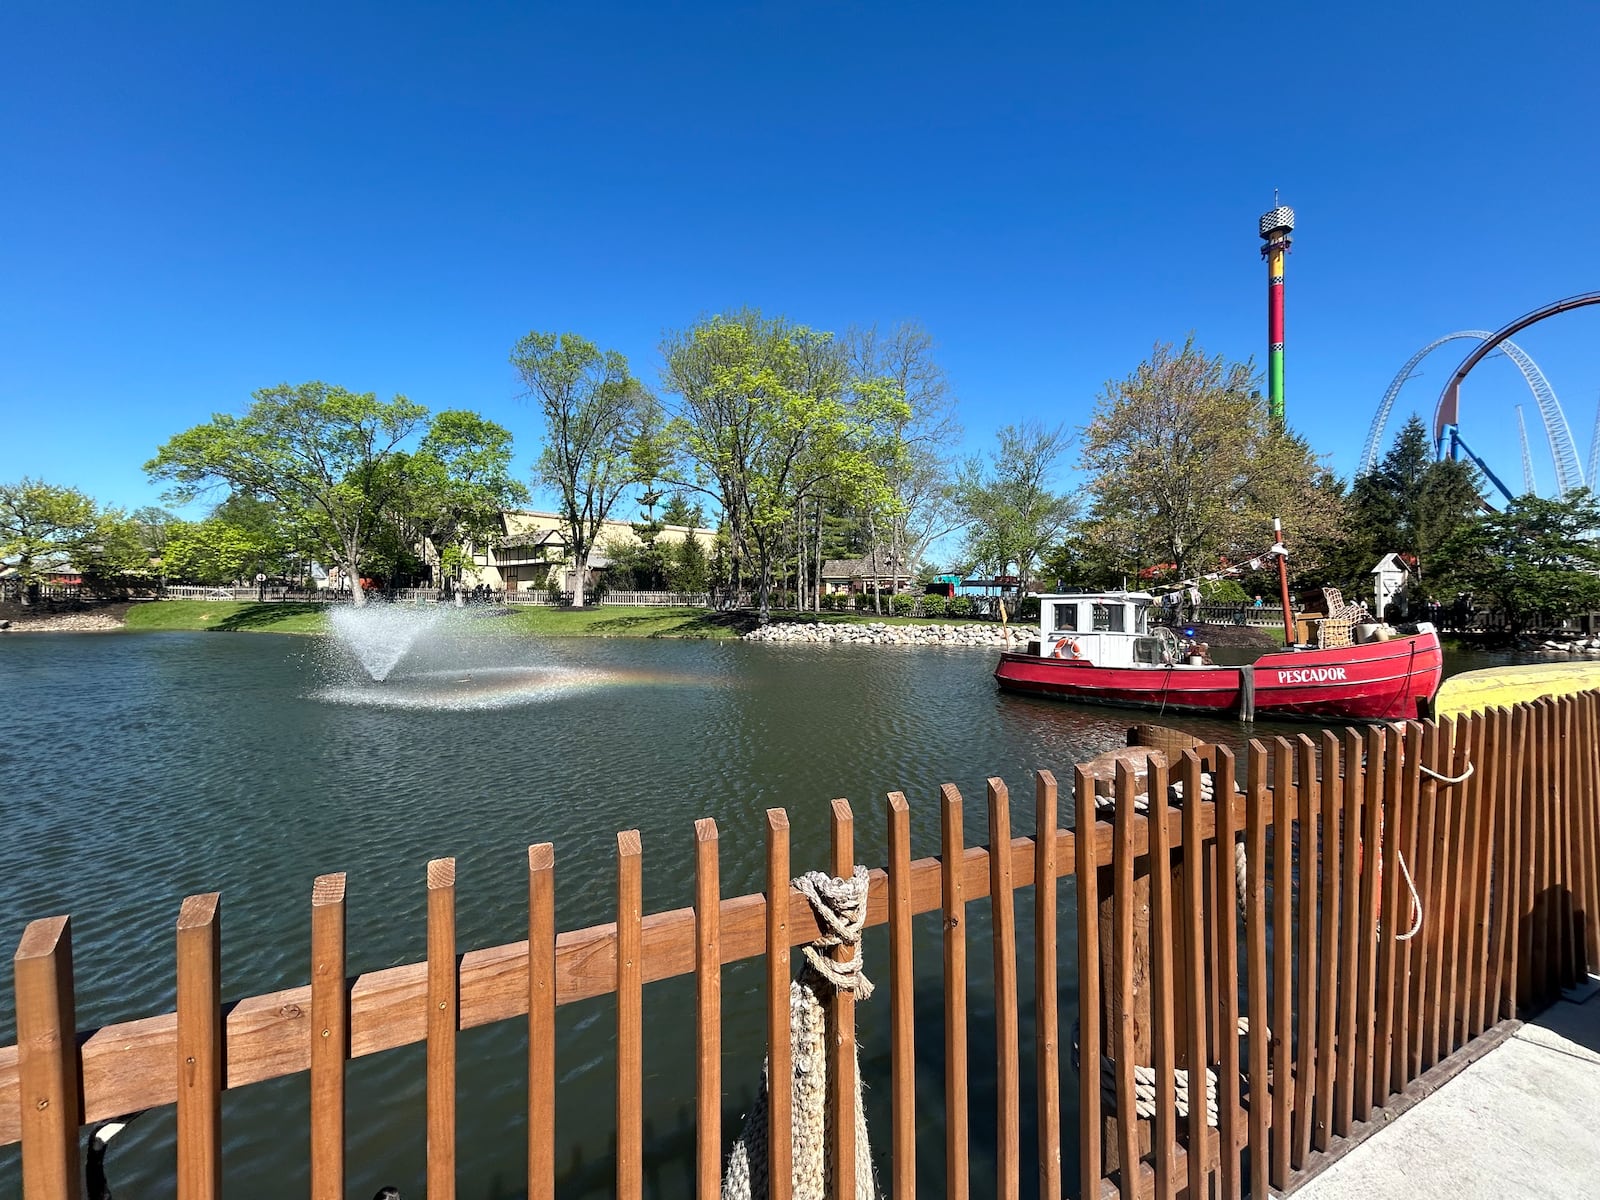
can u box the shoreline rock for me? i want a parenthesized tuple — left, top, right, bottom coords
(0, 603, 131, 633)
(743, 621, 1039, 648)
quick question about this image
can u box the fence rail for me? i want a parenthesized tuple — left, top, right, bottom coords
(501, 589, 711, 607)
(1191, 604, 1290, 627)
(5, 693, 1598, 1198)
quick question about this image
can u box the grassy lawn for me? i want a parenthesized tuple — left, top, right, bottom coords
(494, 605, 752, 638)
(124, 601, 333, 634)
(122, 600, 1004, 639)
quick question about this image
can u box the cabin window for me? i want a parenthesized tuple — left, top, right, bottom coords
(1052, 602, 1078, 632)
(1092, 603, 1126, 632)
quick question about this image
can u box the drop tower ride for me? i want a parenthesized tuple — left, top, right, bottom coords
(1259, 203, 1294, 422)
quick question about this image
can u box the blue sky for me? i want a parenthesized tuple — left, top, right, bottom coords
(4, 1, 1598, 523)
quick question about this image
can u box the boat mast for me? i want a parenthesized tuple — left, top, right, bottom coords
(1273, 517, 1295, 647)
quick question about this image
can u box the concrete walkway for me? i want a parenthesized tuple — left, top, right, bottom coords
(1294, 989, 1600, 1199)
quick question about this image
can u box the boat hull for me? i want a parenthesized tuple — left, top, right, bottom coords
(994, 633, 1444, 721)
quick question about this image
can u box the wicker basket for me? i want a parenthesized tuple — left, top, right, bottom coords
(1318, 616, 1354, 648)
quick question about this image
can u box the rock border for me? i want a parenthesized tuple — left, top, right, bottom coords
(744, 621, 1040, 648)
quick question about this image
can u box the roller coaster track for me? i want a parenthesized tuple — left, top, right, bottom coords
(1360, 330, 1584, 493)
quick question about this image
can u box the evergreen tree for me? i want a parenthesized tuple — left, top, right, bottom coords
(1435, 489, 1600, 632)
(1348, 414, 1481, 587)
(667, 530, 711, 593)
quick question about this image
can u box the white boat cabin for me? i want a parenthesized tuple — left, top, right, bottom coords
(1035, 591, 1195, 668)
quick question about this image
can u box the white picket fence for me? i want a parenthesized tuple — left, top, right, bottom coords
(159, 585, 321, 601)
(599, 590, 712, 607)
(502, 590, 711, 607)
(152, 586, 713, 608)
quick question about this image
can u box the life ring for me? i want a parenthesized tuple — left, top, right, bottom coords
(1052, 638, 1082, 660)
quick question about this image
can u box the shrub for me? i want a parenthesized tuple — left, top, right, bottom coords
(949, 595, 975, 618)
(1017, 596, 1041, 620)
(890, 593, 916, 617)
(920, 594, 947, 619)
(1200, 578, 1249, 603)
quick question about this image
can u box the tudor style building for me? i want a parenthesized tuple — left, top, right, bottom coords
(460, 510, 715, 595)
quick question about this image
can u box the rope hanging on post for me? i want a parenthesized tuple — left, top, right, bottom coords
(721, 867, 879, 1200)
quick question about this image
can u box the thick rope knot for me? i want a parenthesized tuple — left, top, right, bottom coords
(794, 868, 875, 1000)
(721, 867, 879, 1199)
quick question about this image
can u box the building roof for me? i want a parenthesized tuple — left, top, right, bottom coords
(498, 528, 564, 550)
(821, 550, 904, 579)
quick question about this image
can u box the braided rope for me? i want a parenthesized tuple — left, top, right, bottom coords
(721, 868, 878, 1200)
(1072, 1018, 1257, 1126)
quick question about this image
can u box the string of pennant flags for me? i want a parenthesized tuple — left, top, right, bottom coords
(1165, 539, 1288, 593)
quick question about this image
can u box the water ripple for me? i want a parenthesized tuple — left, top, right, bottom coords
(0, 628, 1381, 1199)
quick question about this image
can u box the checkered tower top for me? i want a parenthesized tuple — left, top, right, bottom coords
(1259, 206, 1295, 239)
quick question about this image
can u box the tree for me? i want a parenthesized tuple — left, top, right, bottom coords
(660, 492, 705, 530)
(661, 310, 906, 618)
(0, 479, 144, 596)
(954, 422, 1077, 591)
(1, 479, 101, 592)
(511, 332, 650, 608)
(1346, 415, 1481, 587)
(146, 382, 428, 605)
(666, 529, 711, 593)
(1078, 338, 1346, 582)
(162, 518, 278, 584)
(64, 505, 148, 593)
(845, 321, 961, 596)
(1434, 490, 1600, 633)
(398, 410, 528, 588)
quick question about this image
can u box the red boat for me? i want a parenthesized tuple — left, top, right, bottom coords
(994, 591, 1443, 721)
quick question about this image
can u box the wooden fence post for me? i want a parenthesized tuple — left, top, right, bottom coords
(1034, 771, 1062, 1200)
(1212, 746, 1243, 1200)
(1313, 731, 1341, 1153)
(887, 791, 916, 1200)
(1292, 735, 1318, 1169)
(1269, 740, 1293, 1189)
(14, 916, 82, 1200)
(695, 819, 722, 1200)
(1146, 756, 1177, 1199)
(942, 783, 970, 1200)
(616, 833, 643, 1200)
(1334, 728, 1364, 1136)
(1110, 763, 1141, 1200)
(176, 893, 222, 1200)
(1244, 739, 1271, 1195)
(426, 860, 457, 1200)
(528, 844, 556, 1200)
(987, 779, 1021, 1200)
(1179, 751, 1211, 1200)
(309, 874, 347, 1200)
(1074, 766, 1104, 1200)
(827, 798, 858, 1199)
(765, 809, 793, 1200)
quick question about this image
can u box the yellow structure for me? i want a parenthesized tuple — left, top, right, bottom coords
(1433, 660, 1600, 719)
(461, 509, 715, 594)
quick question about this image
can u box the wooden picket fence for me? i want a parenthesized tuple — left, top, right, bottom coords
(5, 694, 1599, 1199)
(1079, 694, 1599, 1199)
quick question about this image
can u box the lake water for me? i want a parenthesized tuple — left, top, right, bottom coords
(0, 628, 1510, 1199)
